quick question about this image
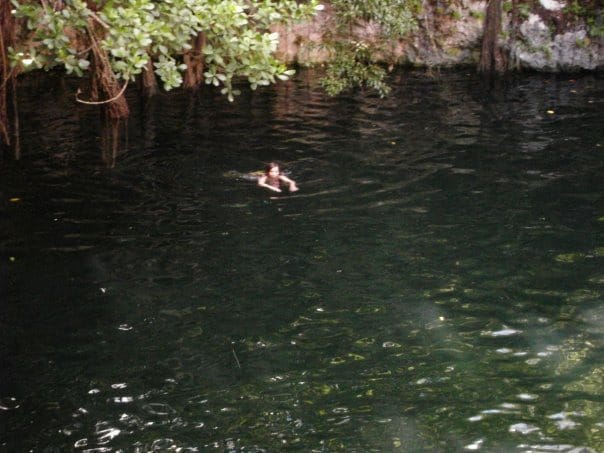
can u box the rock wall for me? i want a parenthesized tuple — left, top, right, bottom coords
(275, 0, 603, 72)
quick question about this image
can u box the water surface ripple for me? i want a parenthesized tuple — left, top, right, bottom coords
(1, 71, 603, 451)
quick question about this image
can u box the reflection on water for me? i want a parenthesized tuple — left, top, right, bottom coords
(1, 70, 603, 451)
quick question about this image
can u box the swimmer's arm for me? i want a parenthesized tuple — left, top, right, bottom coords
(257, 175, 282, 192)
(279, 175, 299, 192)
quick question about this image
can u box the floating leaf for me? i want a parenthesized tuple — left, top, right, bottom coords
(355, 337, 375, 346)
(555, 253, 584, 263)
(319, 385, 331, 395)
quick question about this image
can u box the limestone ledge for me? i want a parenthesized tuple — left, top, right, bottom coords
(274, 1, 603, 71)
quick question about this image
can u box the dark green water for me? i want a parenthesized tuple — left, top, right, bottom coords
(1, 70, 603, 452)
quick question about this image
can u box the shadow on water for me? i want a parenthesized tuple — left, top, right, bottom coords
(1, 69, 603, 451)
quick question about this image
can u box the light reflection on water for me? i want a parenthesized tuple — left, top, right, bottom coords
(1, 70, 603, 451)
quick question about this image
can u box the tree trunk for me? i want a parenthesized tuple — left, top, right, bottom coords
(183, 32, 206, 89)
(86, 20, 129, 119)
(478, 0, 507, 73)
(142, 58, 158, 96)
(91, 51, 130, 119)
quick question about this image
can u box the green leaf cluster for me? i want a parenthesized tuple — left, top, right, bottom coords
(564, 0, 604, 38)
(330, 0, 421, 38)
(10, 0, 92, 76)
(9, 0, 319, 100)
(322, 0, 422, 96)
(320, 41, 391, 97)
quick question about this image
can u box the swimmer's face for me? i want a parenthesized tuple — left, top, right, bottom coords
(268, 166, 280, 177)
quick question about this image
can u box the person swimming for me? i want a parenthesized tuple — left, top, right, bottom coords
(257, 162, 299, 193)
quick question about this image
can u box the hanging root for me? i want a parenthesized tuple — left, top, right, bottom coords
(85, 21, 130, 118)
(0, 0, 15, 148)
(75, 80, 128, 105)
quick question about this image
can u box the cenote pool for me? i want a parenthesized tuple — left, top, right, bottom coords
(1, 70, 603, 451)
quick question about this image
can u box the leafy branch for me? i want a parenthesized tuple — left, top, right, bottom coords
(9, 0, 320, 103)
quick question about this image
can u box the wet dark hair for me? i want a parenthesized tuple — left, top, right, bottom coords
(265, 162, 280, 175)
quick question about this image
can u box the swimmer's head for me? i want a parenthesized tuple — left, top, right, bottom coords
(265, 162, 280, 176)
